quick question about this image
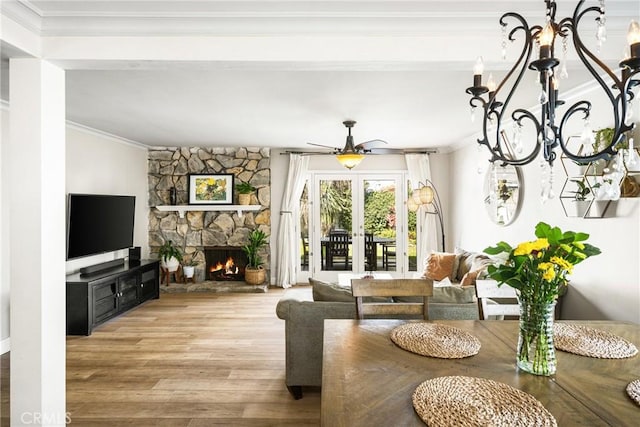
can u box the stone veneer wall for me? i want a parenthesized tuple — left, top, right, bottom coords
(148, 147, 271, 283)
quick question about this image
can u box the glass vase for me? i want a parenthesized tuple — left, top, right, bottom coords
(517, 300, 556, 376)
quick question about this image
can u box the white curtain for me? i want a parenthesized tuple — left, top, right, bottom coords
(405, 154, 438, 267)
(275, 154, 309, 288)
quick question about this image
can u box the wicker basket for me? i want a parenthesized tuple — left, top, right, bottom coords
(245, 265, 265, 285)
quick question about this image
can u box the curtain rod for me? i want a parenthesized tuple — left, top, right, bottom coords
(280, 150, 437, 155)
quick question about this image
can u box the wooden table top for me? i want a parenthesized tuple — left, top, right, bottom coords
(321, 319, 640, 427)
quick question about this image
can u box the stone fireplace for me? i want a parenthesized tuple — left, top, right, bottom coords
(147, 147, 271, 286)
(205, 246, 248, 281)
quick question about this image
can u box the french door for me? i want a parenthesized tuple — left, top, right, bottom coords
(303, 172, 410, 283)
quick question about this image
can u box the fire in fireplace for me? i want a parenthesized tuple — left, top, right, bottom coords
(210, 257, 240, 280)
(205, 247, 248, 281)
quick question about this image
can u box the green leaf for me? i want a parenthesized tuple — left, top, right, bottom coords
(534, 222, 551, 239)
(573, 232, 590, 242)
(484, 241, 512, 255)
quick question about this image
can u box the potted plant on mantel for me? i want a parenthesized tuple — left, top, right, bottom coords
(158, 240, 183, 272)
(242, 229, 268, 285)
(235, 182, 256, 205)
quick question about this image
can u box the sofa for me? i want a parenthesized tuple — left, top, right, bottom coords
(275, 249, 499, 399)
(276, 252, 499, 399)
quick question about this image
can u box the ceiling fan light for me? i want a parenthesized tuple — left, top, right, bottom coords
(336, 153, 364, 169)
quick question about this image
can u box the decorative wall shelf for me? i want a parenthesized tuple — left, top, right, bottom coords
(155, 205, 261, 218)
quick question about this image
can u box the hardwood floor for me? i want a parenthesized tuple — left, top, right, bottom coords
(1, 288, 321, 426)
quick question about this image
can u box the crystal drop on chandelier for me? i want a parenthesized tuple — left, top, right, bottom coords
(560, 38, 569, 79)
(539, 162, 555, 203)
(560, 62, 569, 79)
(597, 16, 607, 43)
(539, 90, 548, 104)
(512, 123, 523, 154)
(470, 106, 476, 123)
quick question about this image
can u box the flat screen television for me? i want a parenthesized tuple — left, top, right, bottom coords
(66, 193, 136, 260)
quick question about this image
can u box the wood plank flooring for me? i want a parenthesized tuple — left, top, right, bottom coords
(1, 288, 321, 426)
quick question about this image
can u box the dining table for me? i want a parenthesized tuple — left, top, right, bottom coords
(321, 319, 640, 426)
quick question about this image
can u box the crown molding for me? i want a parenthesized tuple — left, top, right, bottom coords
(66, 120, 149, 150)
(1, 98, 147, 148)
(2, 0, 43, 35)
(4, 1, 636, 40)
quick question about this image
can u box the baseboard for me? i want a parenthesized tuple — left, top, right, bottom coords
(0, 337, 9, 354)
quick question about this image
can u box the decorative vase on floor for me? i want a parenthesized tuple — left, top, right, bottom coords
(517, 300, 557, 376)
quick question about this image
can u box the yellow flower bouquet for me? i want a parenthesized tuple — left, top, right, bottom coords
(484, 222, 601, 304)
(484, 222, 601, 375)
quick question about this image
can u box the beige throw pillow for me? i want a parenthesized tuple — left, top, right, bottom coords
(423, 252, 457, 281)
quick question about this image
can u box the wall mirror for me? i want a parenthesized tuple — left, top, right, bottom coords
(483, 164, 523, 226)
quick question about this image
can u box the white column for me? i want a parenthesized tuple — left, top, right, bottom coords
(9, 59, 66, 426)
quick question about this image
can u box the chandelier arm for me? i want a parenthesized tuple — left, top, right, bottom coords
(504, 109, 543, 166)
(495, 13, 533, 99)
(623, 69, 640, 102)
(569, 3, 626, 132)
(479, 12, 535, 166)
(558, 100, 591, 158)
(469, 97, 486, 109)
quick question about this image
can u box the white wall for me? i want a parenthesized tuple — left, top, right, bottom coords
(65, 125, 150, 274)
(450, 142, 640, 323)
(0, 115, 150, 353)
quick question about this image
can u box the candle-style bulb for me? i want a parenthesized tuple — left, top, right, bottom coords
(472, 56, 485, 88)
(474, 57, 484, 75)
(627, 20, 640, 45)
(539, 22, 555, 47)
(628, 20, 640, 58)
(487, 73, 497, 92)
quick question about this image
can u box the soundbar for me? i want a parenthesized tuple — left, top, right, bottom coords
(79, 258, 125, 276)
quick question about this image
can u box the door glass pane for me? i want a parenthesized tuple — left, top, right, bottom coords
(363, 179, 396, 272)
(407, 181, 418, 272)
(320, 179, 352, 271)
(300, 181, 309, 271)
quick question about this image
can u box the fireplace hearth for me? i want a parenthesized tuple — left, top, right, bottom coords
(205, 247, 248, 281)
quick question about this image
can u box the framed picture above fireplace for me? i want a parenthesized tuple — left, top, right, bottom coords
(188, 174, 234, 205)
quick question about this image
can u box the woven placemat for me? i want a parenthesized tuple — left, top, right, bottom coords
(390, 323, 480, 359)
(553, 323, 638, 359)
(626, 379, 640, 406)
(412, 376, 557, 427)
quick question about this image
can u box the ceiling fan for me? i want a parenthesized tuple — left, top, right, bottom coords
(285, 119, 437, 169)
(304, 120, 395, 169)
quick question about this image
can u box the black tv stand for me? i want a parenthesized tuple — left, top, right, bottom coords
(66, 259, 160, 335)
(79, 258, 125, 276)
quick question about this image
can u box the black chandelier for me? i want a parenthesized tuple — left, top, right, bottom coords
(466, 0, 640, 171)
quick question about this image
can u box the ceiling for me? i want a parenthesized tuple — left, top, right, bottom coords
(2, 1, 639, 150)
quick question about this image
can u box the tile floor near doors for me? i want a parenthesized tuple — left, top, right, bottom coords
(1, 287, 320, 426)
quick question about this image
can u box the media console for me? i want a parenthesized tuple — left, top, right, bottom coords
(66, 259, 160, 335)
